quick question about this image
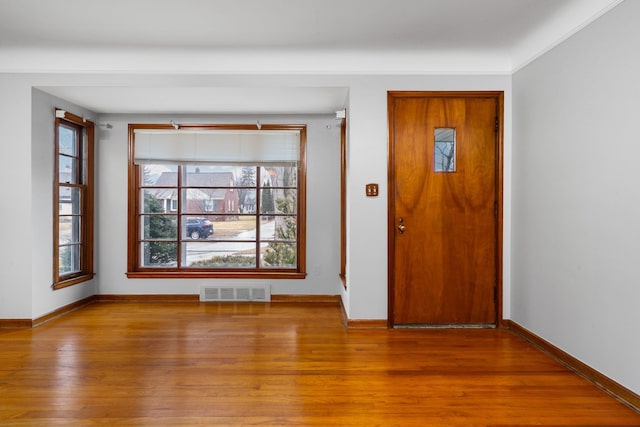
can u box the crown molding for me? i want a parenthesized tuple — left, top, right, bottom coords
(511, 0, 624, 72)
(0, 47, 511, 76)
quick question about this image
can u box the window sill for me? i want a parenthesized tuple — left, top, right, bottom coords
(53, 273, 95, 290)
(126, 271, 307, 280)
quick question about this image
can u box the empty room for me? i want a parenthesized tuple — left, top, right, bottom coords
(1, 0, 639, 425)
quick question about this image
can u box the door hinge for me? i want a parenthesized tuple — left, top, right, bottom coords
(495, 117, 499, 132)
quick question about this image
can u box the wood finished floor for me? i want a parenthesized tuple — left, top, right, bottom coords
(0, 301, 638, 426)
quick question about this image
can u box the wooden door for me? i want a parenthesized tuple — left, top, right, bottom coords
(388, 92, 502, 326)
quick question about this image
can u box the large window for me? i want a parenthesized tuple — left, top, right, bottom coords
(127, 124, 306, 279)
(53, 110, 95, 289)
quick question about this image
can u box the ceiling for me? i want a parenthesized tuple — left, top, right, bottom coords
(0, 0, 622, 114)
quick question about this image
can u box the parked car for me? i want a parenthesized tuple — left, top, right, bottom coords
(186, 217, 213, 239)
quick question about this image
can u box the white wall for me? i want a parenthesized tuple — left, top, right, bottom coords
(96, 113, 343, 296)
(512, 0, 640, 394)
(0, 76, 33, 319)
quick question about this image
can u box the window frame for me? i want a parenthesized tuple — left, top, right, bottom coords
(53, 110, 95, 289)
(339, 117, 347, 287)
(126, 123, 307, 279)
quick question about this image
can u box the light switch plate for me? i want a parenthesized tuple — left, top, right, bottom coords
(366, 183, 379, 197)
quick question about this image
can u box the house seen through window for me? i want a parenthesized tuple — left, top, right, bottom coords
(127, 124, 306, 279)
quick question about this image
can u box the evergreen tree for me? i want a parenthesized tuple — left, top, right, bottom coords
(261, 181, 275, 218)
(238, 166, 256, 213)
(143, 193, 177, 265)
(142, 166, 177, 265)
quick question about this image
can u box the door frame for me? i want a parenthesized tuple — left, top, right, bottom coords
(387, 91, 505, 328)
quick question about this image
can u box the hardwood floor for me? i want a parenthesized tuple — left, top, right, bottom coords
(0, 301, 638, 426)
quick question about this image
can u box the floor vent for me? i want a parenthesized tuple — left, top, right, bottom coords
(200, 285, 271, 302)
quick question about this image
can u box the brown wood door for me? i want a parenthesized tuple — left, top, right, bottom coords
(388, 92, 502, 326)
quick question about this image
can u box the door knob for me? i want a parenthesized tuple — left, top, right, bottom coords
(398, 217, 405, 233)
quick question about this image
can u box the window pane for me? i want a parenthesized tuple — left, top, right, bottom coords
(237, 189, 256, 214)
(59, 126, 77, 156)
(435, 128, 456, 172)
(141, 242, 177, 267)
(142, 164, 177, 186)
(184, 165, 236, 186)
(197, 216, 256, 241)
(261, 243, 297, 268)
(237, 166, 257, 187)
(142, 189, 176, 214)
(260, 189, 297, 215)
(262, 165, 297, 187)
(59, 244, 81, 275)
(182, 189, 225, 214)
(182, 216, 214, 240)
(59, 155, 77, 183)
(59, 216, 81, 244)
(141, 215, 177, 239)
(183, 242, 258, 268)
(262, 216, 297, 241)
(59, 187, 81, 215)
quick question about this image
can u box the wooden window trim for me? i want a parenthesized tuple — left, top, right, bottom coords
(339, 117, 347, 287)
(53, 110, 95, 290)
(127, 123, 307, 279)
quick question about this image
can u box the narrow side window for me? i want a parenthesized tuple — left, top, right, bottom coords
(53, 110, 95, 289)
